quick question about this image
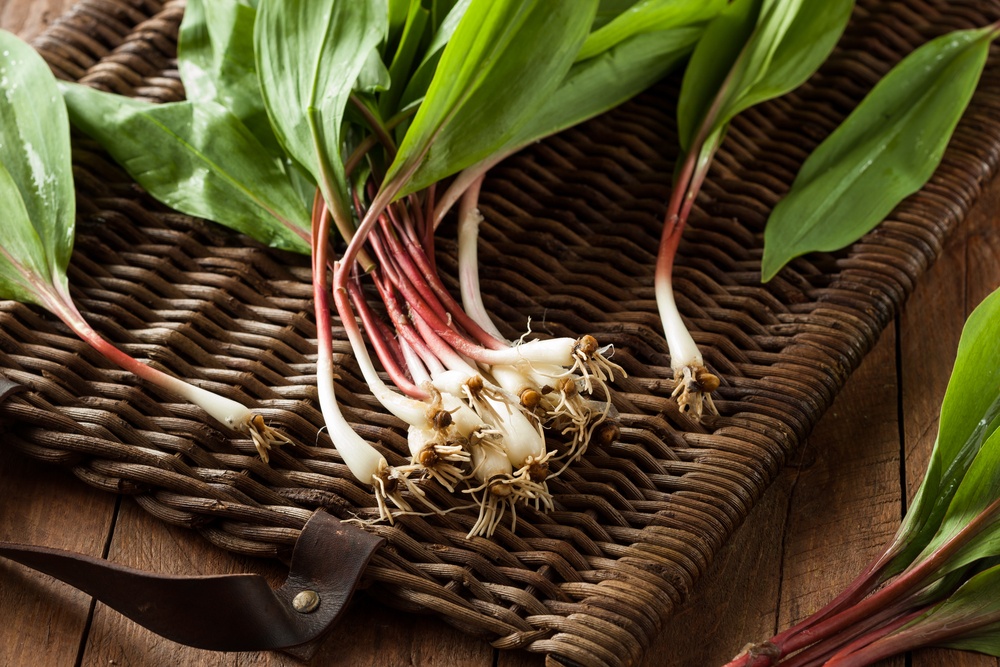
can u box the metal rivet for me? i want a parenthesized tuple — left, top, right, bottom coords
(292, 589, 320, 614)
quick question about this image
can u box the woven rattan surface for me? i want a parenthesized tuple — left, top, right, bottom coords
(3, 1, 1000, 666)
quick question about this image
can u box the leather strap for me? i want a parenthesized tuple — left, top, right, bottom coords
(0, 377, 384, 659)
(0, 507, 383, 659)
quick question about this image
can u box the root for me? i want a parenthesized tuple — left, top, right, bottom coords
(246, 414, 295, 464)
(463, 472, 555, 537)
(414, 441, 471, 492)
(570, 335, 626, 394)
(372, 460, 416, 524)
(671, 365, 720, 420)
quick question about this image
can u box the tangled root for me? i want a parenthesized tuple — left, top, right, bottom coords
(672, 365, 720, 420)
(246, 414, 295, 464)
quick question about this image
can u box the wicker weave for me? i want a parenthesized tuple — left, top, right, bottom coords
(3, 1, 1000, 665)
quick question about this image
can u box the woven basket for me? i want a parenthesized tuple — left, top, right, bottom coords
(4, 0, 1000, 665)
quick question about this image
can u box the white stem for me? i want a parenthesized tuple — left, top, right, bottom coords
(457, 202, 508, 343)
(400, 339, 432, 385)
(430, 369, 478, 397)
(171, 382, 254, 430)
(655, 275, 703, 372)
(316, 350, 385, 485)
(432, 153, 507, 229)
(342, 297, 430, 428)
(470, 440, 512, 483)
(439, 392, 488, 440)
(490, 364, 537, 403)
(493, 337, 578, 367)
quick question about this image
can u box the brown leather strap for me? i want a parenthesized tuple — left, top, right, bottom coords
(0, 510, 383, 659)
(0, 375, 383, 659)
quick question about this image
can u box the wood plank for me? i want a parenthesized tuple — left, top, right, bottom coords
(0, 448, 117, 666)
(627, 322, 904, 666)
(1, 0, 76, 42)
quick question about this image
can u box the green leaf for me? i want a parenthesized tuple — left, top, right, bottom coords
(593, 0, 641, 30)
(386, 0, 597, 199)
(0, 161, 52, 305)
(921, 427, 1000, 579)
(387, 0, 412, 46)
(356, 49, 392, 95)
(677, 0, 853, 153)
(177, 0, 279, 152)
(254, 0, 387, 224)
(576, 0, 724, 62)
(0, 29, 75, 286)
(506, 26, 704, 153)
(890, 287, 1000, 575)
(760, 27, 995, 282)
(60, 83, 311, 254)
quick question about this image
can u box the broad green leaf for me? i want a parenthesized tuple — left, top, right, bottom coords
(576, 0, 724, 62)
(760, 28, 994, 282)
(891, 287, 1000, 576)
(677, 0, 853, 152)
(507, 27, 704, 153)
(0, 161, 53, 305)
(255, 0, 387, 224)
(60, 83, 311, 254)
(177, 0, 278, 151)
(386, 0, 597, 199)
(0, 29, 75, 284)
(919, 427, 1000, 579)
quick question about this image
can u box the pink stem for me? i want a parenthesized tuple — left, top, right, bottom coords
(42, 289, 193, 398)
(371, 273, 446, 377)
(423, 183, 437, 270)
(382, 205, 506, 350)
(721, 554, 895, 667)
(376, 213, 450, 322)
(776, 601, 919, 667)
(825, 608, 940, 667)
(345, 278, 423, 398)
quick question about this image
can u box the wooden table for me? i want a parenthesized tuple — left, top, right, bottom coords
(2, 3, 999, 666)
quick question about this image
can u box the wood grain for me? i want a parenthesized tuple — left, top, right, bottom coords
(1, 0, 1000, 666)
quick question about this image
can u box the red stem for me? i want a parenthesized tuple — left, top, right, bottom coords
(815, 607, 929, 667)
(777, 494, 1000, 661)
(41, 285, 192, 398)
(423, 183, 437, 270)
(655, 149, 699, 290)
(722, 557, 891, 667)
(776, 601, 919, 667)
(371, 271, 446, 376)
(381, 205, 505, 350)
(374, 213, 450, 323)
(345, 278, 423, 398)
